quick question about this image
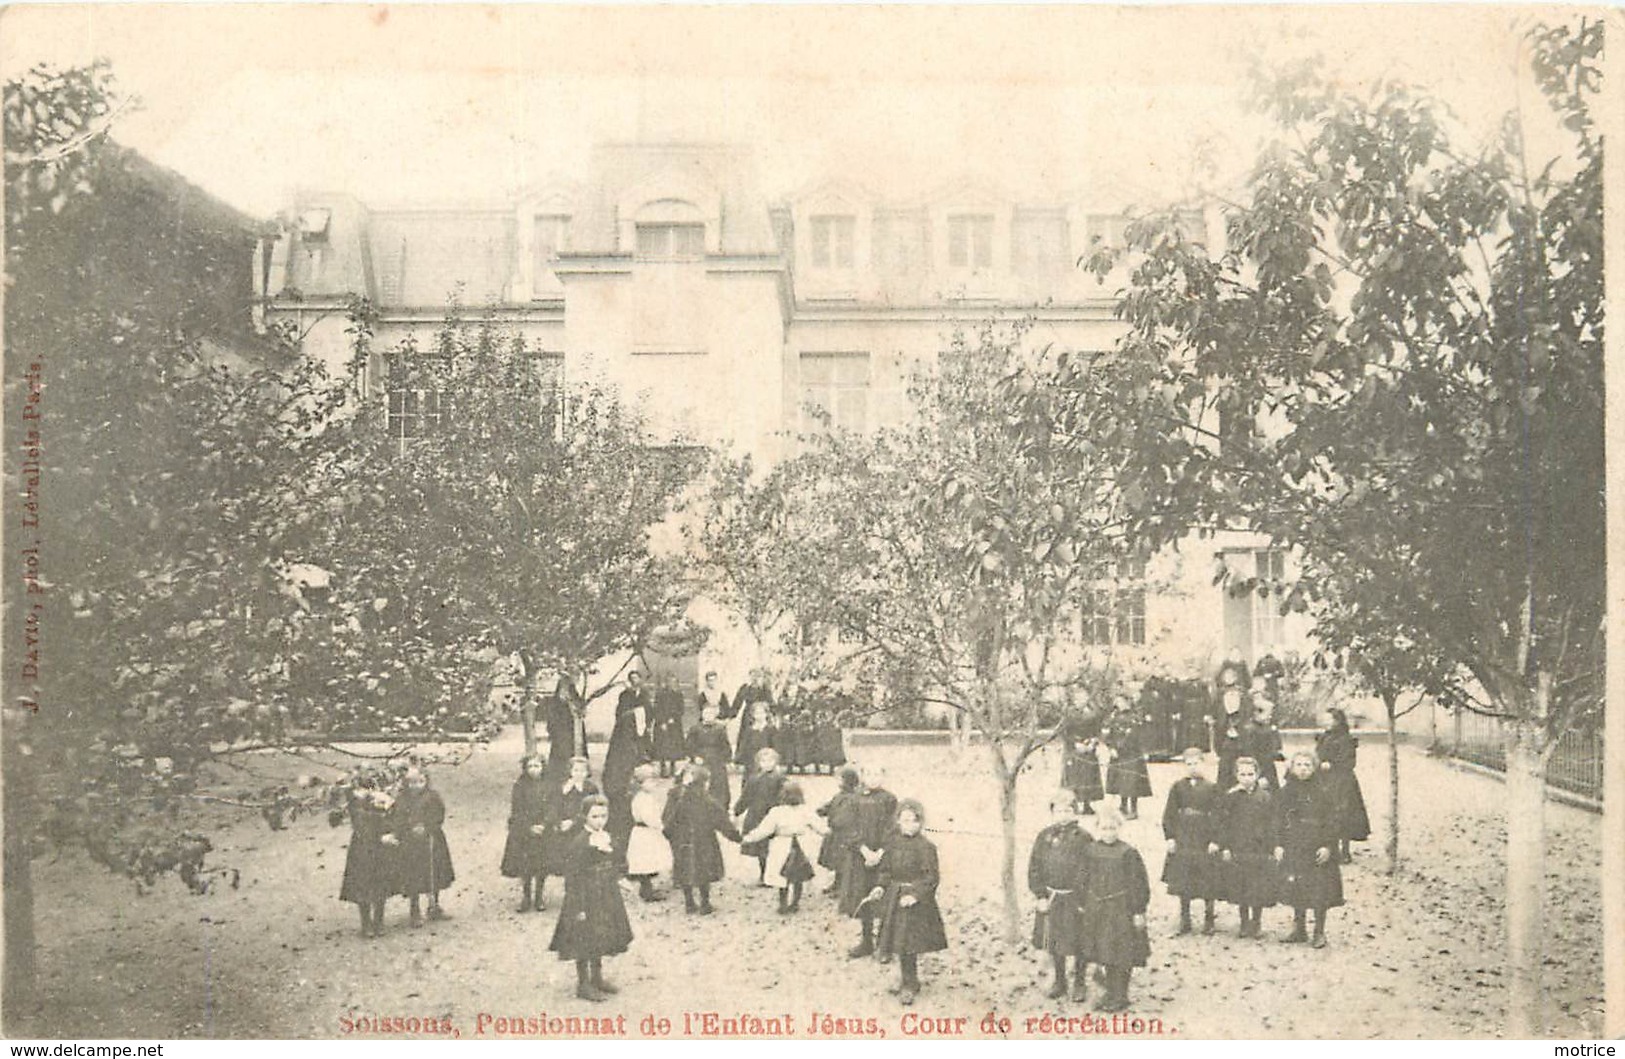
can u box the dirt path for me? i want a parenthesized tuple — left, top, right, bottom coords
(8, 730, 1604, 1039)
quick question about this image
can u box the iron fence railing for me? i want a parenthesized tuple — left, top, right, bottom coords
(1434, 709, 1604, 802)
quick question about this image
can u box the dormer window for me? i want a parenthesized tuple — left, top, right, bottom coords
(533, 214, 571, 274)
(809, 214, 855, 269)
(636, 223, 705, 260)
(633, 198, 707, 261)
(298, 208, 332, 243)
(947, 214, 994, 270)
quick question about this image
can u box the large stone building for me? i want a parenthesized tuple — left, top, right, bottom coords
(259, 142, 1312, 706)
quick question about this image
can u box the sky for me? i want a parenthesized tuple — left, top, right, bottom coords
(0, 4, 1565, 220)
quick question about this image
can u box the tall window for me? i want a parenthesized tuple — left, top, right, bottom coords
(534, 354, 564, 440)
(1086, 213, 1130, 250)
(799, 352, 871, 435)
(810, 214, 856, 269)
(873, 209, 929, 276)
(1252, 548, 1286, 650)
(532, 214, 571, 288)
(635, 222, 706, 261)
(387, 388, 444, 445)
(947, 214, 994, 270)
(1012, 209, 1069, 276)
(1080, 556, 1147, 647)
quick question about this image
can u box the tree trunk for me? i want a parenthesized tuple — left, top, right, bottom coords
(2, 724, 36, 1021)
(1384, 688, 1400, 876)
(990, 744, 1021, 944)
(1503, 716, 1549, 1038)
(517, 651, 538, 759)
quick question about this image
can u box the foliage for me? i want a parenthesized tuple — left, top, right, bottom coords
(298, 313, 705, 731)
(1010, 19, 1603, 744)
(725, 323, 1138, 939)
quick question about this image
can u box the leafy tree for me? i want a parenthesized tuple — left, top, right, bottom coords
(2, 62, 367, 1014)
(756, 326, 1135, 941)
(299, 314, 705, 756)
(1008, 20, 1603, 1035)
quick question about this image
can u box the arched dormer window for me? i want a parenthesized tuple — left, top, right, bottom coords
(633, 198, 706, 261)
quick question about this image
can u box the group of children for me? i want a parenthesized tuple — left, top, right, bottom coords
(1060, 699, 1155, 820)
(337, 669, 1367, 1013)
(337, 767, 457, 937)
(1159, 734, 1365, 948)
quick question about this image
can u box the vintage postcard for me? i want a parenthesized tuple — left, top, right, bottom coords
(0, 3, 1618, 1044)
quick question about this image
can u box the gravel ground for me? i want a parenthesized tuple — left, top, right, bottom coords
(7, 729, 1605, 1039)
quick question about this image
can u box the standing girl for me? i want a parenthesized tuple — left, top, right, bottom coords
(663, 762, 742, 914)
(549, 795, 634, 1002)
(1028, 790, 1094, 1001)
(1104, 704, 1152, 820)
(685, 699, 734, 809)
(1274, 750, 1344, 948)
(538, 757, 600, 911)
(1216, 756, 1277, 938)
(1077, 808, 1151, 1012)
(1314, 708, 1371, 863)
(625, 763, 673, 902)
(817, 766, 863, 896)
(339, 785, 395, 938)
(1060, 710, 1105, 815)
(868, 800, 947, 1006)
(840, 765, 899, 959)
(499, 755, 550, 912)
(1161, 747, 1222, 935)
(741, 781, 828, 914)
(733, 747, 787, 886)
(389, 767, 455, 927)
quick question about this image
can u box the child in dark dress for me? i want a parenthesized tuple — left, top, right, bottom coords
(537, 757, 600, 911)
(868, 799, 947, 1006)
(1217, 756, 1278, 939)
(662, 762, 742, 914)
(549, 795, 634, 1002)
(840, 764, 899, 959)
(817, 766, 862, 896)
(1162, 747, 1222, 935)
(499, 755, 550, 912)
(1028, 790, 1094, 1001)
(388, 767, 455, 927)
(1104, 706, 1153, 820)
(339, 786, 395, 938)
(685, 699, 734, 809)
(741, 780, 828, 914)
(1315, 708, 1371, 863)
(1077, 808, 1150, 1013)
(1274, 751, 1345, 948)
(733, 747, 787, 885)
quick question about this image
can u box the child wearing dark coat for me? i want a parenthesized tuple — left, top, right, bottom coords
(1028, 790, 1095, 1001)
(1315, 708, 1371, 863)
(1060, 713, 1105, 815)
(867, 799, 947, 1006)
(817, 766, 862, 895)
(1217, 756, 1277, 938)
(1077, 808, 1150, 1012)
(339, 786, 395, 937)
(733, 747, 787, 885)
(1104, 706, 1153, 819)
(662, 762, 742, 914)
(840, 765, 899, 958)
(685, 700, 734, 809)
(499, 755, 550, 912)
(388, 768, 455, 927)
(548, 795, 634, 1002)
(537, 757, 601, 911)
(1274, 751, 1345, 948)
(1162, 747, 1223, 935)
(741, 780, 828, 913)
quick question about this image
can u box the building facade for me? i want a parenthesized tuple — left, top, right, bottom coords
(260, 142, 1312, 701)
